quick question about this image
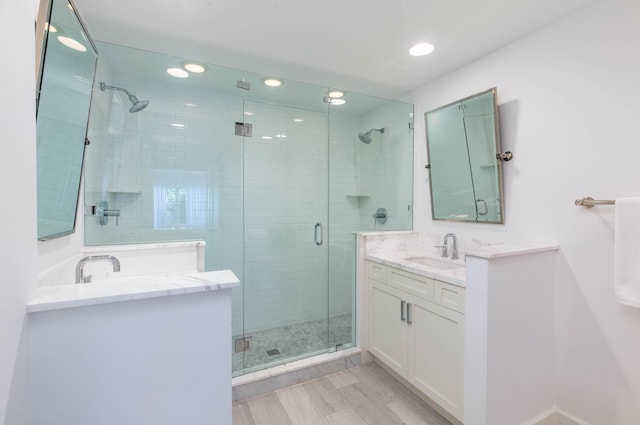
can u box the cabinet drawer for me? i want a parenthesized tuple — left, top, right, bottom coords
(388, 268, 434, 301)
(434, 280, 465, 313)
(367, 261, 387, 283)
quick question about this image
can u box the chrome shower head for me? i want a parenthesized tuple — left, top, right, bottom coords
(100, 82, 150, 113)
(358, 132, 372, 144)
(358, 128, 384, 144)
(127, 94, 149, 113)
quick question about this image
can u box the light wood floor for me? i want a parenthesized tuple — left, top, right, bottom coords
(233, 362, 453, 425)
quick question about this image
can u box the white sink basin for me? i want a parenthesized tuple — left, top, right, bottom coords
(402, 256, 464, 271)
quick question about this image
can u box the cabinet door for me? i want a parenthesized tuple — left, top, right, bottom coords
(407, 297, 465, 422)
(369, 280, 408, 376)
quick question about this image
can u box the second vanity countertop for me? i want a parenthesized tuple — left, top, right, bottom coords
(366, 252, 466, 287)
(365, 241, 559, 288)
(28, 270, 240, 313)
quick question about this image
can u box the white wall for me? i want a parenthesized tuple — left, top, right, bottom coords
(0, 0, 37, 423)
(409, 0, 640, 423)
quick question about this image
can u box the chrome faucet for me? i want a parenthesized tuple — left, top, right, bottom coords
(443, 233, 459, 260)
(75, 255, 121, 284)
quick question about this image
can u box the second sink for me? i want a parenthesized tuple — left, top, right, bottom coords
(401, 255, 464, 271)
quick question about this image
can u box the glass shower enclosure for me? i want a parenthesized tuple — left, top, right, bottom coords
(83, 41, 414, 376)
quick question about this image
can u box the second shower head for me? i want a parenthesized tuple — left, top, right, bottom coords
(358, 128, 384, 144)
(100, 82, 150, 113)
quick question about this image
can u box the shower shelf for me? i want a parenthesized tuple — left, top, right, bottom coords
(107, 189, 141, 194)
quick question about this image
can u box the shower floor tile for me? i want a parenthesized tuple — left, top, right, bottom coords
(233, 314, 353, 375)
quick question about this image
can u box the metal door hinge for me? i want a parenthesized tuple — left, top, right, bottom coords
(234, 336, 252, 353)
(235, 122, 253, 137)
(236, 80, 251, 90)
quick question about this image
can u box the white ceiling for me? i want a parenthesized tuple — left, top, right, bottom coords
(72, 0, 597, 99)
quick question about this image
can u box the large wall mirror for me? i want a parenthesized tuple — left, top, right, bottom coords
(36, 0, 97, 240)
(425, 88, 506, 224)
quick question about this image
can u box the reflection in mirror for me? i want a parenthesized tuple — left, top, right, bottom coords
(36, 0, 97, 240)
(425, 88, 504, 223)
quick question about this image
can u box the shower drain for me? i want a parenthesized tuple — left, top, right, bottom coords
(266, 349, 281, 356)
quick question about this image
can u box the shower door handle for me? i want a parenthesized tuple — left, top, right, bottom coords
(476, 199, 488, 216)
(314, 223, 323, 246)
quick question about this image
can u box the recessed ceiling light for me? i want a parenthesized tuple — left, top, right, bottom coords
(167, 67, 189, 78)
(293, 118, 304, 123)
(262, 136, 273, 140)
(182, 102, 197, 107)
(409, 43, 435, 57)
(170, 123, 185, 128)
(275, 134, 287, 138)
(244, 111, 254, 116)
(328, 90, 344, 98)
(183, 62, 208, 73)
(57, 36, 86, 52)
(263, 78, 283, 87)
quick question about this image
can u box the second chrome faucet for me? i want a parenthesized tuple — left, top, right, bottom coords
(75, 255, 121, 284)
(436, 233, 459, 260)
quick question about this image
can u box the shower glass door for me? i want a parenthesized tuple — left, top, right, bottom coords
(237, 99, 330, 373)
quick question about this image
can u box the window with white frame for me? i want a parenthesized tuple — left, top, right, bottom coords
(153, 169, 209, 229)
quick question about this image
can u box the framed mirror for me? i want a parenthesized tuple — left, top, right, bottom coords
(425, 88, 505, 223)
(36, 0, 98, 240)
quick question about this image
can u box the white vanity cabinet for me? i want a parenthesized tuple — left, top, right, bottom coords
(370, 274, 409, 374)
(367, 260, 465, 422)
(28, 271, 240, 425)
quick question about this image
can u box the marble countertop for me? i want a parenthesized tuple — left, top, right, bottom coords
(462, 240, 559, 259)
(365, 241, 558, 287)
(366, 252, 466, 287)
(82, 240, 206, 253)
(28, 270, 240, 313)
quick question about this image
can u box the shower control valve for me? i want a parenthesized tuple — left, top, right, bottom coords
(372, 207, 388, 225)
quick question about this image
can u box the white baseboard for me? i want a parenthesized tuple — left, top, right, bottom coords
(556, 409, 592, 425)
(524, 408, 591, 425)
(521, 408, 560, 425)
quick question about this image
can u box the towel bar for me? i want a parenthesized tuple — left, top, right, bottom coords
(575, 197, 615, 208)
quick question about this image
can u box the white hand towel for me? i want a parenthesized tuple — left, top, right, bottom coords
(614, 197, 640, 308)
